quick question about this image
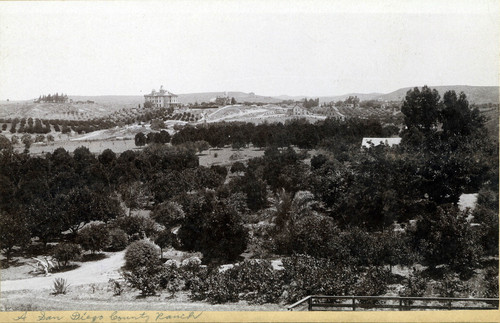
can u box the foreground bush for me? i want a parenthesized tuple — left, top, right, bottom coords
(122, 265, 162, 296)
(399, 268, 428, 306)
(483, 266, 499, 298)
(122, 240, 164, 295)
(159, 261, 183, 296)
(187, 255, 386, 305)
(281, 254, 359, 302)
(353, 266, 391, 306)
(189, 260, 283, 304)
(124, 240, 160, 270)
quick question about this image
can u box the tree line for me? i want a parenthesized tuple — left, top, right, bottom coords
(171, 117, 399, 150)
(34, 93, 69, 103)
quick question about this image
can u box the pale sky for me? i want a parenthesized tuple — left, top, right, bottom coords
(0, 0, 499, 100)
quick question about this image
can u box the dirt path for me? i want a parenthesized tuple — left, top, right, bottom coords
(1, 251, 124, 292)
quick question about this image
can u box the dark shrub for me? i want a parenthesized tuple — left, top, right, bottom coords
(230, 161, 246, 173)
(276, 214, 339, 258)
(436, 271, 470, 298)
(124, 240, 160, 270)
(52, 243, 82, 268)
(414, 205, 483, 274)
(151, 201, 185, 228)
(310, 154, 328, 170)
(281, 254, 359, 303)
(108, 228, 128, 251)
(122, 265, 162, 296)
(122, 240, 163, 296)
(159, 261, 182, 296)
(177, 192, 248, 262)
(354, 266, 391, 307)
(399, 268, 428, 306)
(483, 266, 499, 298)
(189, 260, 283, 304)
(111, 215, 157, 240)
(76, 222, 109, 254)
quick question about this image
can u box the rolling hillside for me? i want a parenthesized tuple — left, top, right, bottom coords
(1, 85, 497, 120)
(375, 86, 499, 105)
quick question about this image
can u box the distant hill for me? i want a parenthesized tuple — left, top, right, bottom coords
(374, 86, 499, 105)
(318, 93, 384, 103)
(276, 86, 498, 105)
(276, 93, 384, 103)
(177, 92, 282, 104)
(69, 95, 143, 105)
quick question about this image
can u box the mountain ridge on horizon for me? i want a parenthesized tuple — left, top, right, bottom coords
(7, 85, 499, 105)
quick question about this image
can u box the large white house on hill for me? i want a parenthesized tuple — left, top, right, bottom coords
(144, 85, 180, 108)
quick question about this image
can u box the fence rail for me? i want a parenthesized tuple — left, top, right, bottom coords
(287, 295, 499, 311)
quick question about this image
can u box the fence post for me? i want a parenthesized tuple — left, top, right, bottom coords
(399, 298, 403, 311)
(352, 297, 356, 311)
(308, 297, 312, 311)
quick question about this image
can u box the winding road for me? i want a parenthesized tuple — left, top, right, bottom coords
(1, 251, 124, 292)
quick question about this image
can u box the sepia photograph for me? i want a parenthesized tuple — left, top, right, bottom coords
(0, 0, 498, 321)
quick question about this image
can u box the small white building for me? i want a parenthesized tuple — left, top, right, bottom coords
(144, 85, 180, 108)
(361, 137, 402, 148)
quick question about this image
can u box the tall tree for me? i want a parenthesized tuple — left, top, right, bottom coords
(440, 90, 485, 138)
(401, 86, 441, 145)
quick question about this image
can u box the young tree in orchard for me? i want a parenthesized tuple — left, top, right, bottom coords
(98, 148, 117, 166)
(135, 132, 147, 146)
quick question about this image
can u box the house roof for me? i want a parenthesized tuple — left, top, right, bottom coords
(145, 86, 178, 97)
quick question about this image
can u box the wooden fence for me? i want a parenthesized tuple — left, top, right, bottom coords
(287, 295, 499, 311)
